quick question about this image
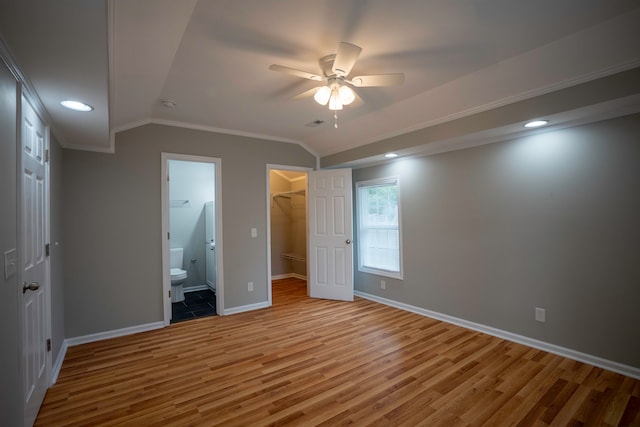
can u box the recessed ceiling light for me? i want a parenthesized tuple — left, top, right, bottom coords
(60, 100, 93, 112)
(385, 153, 399, 158)
(524, 120, 549, 128)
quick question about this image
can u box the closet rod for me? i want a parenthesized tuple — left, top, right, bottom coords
(271, 189, 306, 199)
(281, 253, 306, 262)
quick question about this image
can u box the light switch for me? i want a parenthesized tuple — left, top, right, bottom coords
(251, 228, 257, 238)
(4, 248, 17, 280)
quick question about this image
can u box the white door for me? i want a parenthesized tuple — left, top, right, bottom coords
(308, 169, 353, 301)
(205, 201, 216, 291)
(21, 96, 50, 426)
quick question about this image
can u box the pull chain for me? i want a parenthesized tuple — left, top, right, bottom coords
(334, 111, 338, 128)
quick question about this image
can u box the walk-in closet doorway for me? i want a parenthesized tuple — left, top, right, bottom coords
(266, 165, 311, 305)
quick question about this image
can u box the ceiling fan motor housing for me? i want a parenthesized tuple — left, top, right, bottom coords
(319, 54, 338, 77)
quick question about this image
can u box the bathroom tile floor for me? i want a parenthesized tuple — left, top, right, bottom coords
(171, 289, 216, 323)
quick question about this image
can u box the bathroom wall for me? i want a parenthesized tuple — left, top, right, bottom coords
(169, 160, 215, 289)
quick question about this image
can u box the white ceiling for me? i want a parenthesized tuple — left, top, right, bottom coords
(1, 0, 639, 161)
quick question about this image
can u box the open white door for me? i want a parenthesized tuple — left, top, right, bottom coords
(21, 96, 50, 426)
(205, 201, 216, 291)
(308, 169, 353, 301)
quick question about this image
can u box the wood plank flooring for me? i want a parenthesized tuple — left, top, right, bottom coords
(36, 278, 640, 426)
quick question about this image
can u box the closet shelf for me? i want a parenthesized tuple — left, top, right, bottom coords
(271, 190, 306, 199)
(281, 253, 306, 262)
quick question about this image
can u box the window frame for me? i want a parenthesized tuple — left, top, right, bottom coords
(355, 176, 403, 280)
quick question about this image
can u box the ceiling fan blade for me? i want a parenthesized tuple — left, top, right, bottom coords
(350, 73, 405, 87)
(291, 87, 320, 100)
(332, 42, 362, 76)
(269, 64, 324, 81)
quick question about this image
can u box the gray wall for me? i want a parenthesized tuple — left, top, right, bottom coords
(0, 58, 21, 427)
(353, 113, 640, 369)
(169, 160, 214, 288)
(63, 124, 315, 337)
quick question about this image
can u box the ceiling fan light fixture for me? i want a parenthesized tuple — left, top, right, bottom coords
(339, 85, 355, 105)
(314, 86, 331, 105)
(328, 89, 343, 111)
(270, 41, 405, 120)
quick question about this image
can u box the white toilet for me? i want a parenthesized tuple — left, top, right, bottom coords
(170, 248, 188, 303)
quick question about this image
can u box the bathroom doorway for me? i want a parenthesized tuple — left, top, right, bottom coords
(161, 153, 223, 324)
(266, 165, 311, 305)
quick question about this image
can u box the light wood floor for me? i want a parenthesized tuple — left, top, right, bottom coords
(37, 278, 640, 426)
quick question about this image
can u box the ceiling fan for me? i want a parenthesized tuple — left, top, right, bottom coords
(269, 42, 404, 126)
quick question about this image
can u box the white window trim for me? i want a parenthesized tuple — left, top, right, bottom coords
(356, 176, 403, 280)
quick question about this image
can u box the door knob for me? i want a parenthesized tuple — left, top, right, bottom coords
(22, 281, 40, 293)
(346, 239, 352, 244)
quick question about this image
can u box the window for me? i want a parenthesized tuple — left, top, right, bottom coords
(356, 177, 402, 279)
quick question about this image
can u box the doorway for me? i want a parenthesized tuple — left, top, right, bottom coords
(266, 165, 311, 305)
(161, 153, 223, 324)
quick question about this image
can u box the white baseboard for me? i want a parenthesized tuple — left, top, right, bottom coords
(355, 291, 640, 380)
(272, 273, 307, 281)
(222, 301, 269, 316)
(51, 340, 68, 384)
(184, 284, 211, 293)
(65, 321, 165, 347)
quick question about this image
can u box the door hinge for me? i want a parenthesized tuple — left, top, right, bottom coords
(167, 174, 169, 182)
(47, 339, 51, 352)
(45, 243, 50, 257)
(168, 290, 171, 298)
(167, 232, 170, 240)
(45, 149, 49, 163)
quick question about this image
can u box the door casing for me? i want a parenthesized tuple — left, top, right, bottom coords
(161, 153, 223, 322)
(19, 92, 52, 427)
(266, 164, 312, 305)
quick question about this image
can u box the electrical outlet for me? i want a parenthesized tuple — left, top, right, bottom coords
(381, 280, 386, 290)
(535, 307, 546, 323)
(248, 282, 254, 292)
(251, 228, 257, 238)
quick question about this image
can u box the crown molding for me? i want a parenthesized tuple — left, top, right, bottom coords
(113, 117, 319, 162)
(0, 33, 70, 148)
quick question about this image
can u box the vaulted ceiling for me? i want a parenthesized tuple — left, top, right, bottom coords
(1, 0, 639, 163)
